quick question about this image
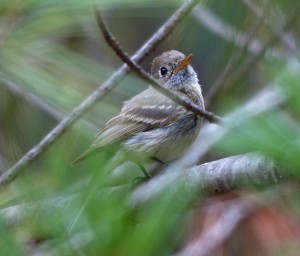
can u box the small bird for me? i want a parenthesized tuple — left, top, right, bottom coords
(73, 50, 205, 176)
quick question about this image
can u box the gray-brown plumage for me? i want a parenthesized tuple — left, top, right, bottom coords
(73, 50, 204, 168)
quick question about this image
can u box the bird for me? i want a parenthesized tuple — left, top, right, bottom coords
(73, 50, 205, 177)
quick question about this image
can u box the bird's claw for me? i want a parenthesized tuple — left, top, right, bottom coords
(132, 175, 151, 186)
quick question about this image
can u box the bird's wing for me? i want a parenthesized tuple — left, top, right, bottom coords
(93, 120, 150, 148)
(93, 103, 187, 148)
(93, 88, 188, 148)
(72, 89, 188, 164)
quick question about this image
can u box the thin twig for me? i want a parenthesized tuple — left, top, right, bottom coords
(205, 0, 271, 106)
(0, 72, 65, 121)
(193, 6, 261, 55)
(95, 10, 222, 124)
(222, 5, 300, 96)
(0, 0, 202, 188)
(0, 72, 99, 133)
(193, 6, 285, 59)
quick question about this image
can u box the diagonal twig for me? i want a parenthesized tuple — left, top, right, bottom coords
(193, 6, 286, 60)
(0, 0, 202, 188)
(96, 10, 222, 124)
(204, 0, 272, 107)
(193, 6, 262, 55)
(0, 72, 100, 133)
(0, 72, 65, 121)
(222, 4, 300, 96)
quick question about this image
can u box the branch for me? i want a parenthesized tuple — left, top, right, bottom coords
(96, 10, 222, 124)
(1, 153, 284, 224)
(0, 0, 202, 188)
(130, 153, 284, 205)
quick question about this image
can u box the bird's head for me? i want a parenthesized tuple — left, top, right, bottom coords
(151, 50, 198, 91)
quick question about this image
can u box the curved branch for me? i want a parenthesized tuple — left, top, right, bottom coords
(96, 10, 222, 124)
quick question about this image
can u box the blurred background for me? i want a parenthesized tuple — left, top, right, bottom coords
(1, 0, 300, 255)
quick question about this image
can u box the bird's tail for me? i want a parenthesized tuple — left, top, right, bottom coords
(72, 147, 98, 165)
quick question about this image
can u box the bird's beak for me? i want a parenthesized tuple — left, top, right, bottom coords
(173, 54, 193, 73)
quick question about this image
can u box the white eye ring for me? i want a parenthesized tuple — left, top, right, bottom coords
(159, 67, 168, 77)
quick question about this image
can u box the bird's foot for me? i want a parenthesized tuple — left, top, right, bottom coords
(132, 174, 151, 186)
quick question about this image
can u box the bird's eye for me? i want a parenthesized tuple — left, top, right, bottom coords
(160, 67, 168, 76)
